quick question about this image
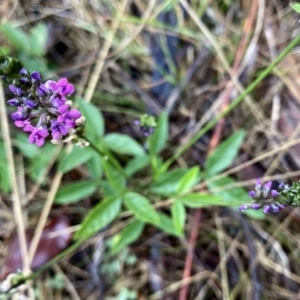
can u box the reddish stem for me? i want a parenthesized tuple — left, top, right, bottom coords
(179, 208, 202, 300)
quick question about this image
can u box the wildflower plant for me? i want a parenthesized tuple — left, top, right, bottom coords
(2, 46, 300, 292)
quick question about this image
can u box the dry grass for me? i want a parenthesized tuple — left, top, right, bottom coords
(1, 0, 300, 299)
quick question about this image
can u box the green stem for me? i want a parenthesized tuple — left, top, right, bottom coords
(163, 33, 300, 170)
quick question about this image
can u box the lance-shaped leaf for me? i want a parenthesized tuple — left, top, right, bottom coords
(124, 192, 160, 225)
(75, 196, 122, 239)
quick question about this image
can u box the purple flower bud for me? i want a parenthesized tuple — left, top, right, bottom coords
(263, 205, 271, 214)
(263, 181, 272, 191)
(66, 109, 81, 119)
(9, 85, 22, 96)
(271, 204, 280, 213)
(24, 98, 38, 109)
(134, 120, 140, 126)
(251, 203, 261, 210)
(20, 77, 30, 86)
(19, 68, 29, 76)
(239, 204, 249, 212)
(148, 127, 155, 134)
(7, 98, 21, 106)
(37, 85, 48, 97)
(31, 71, 42, 83)
(271, 190, 279, 197)
(11, 107, 29, 121)
(255, 178, 262, 188)
(248, 191, 256, 198)
(278, 182, 285, 189)
(263, 181, 272, 198)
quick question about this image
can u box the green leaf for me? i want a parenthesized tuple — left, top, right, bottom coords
(54, 181, 98, 204)
(102, 158, 126, 192)
(290, 2, 300, 13)
(75, 196, 121, 239)
(150, 169, 187, 196)
(178, 193, 225, 208)
(28, 143, 57, 182)
(124, 192, 160, 225)
(77, 97, 104, 137)
(86, 152, 103, 179)
(205, 130, 245, 177)
(156, 213, 181, 237)
(104, 133, 145, 156)
(149, 111, 168, 154)
(0, 140, 10, 193)
(243, 209, 265, 220)
(207, 176, 250, 205)
(176, 166, 200, 194)
(0, 23, 29, 53)
(58, 146, 95, 173)
(125, 155, 150, 176)
(29, 23, 47, 56)
(171, 201, 186, 235)
(110, 219, 145, 254)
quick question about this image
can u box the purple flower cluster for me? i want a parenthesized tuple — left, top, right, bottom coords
(239, 178, 285, 214)
(7, 69, 84, 147)
(134, 114, 157, 137)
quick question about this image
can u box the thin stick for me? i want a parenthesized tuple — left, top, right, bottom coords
(0, 82, 30, 275)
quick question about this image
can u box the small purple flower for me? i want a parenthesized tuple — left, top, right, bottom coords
(53, 78, 75, 95)
(24, 125, 49, 147)
(51, 120, 68, 140)
(271, 204, 280, 213)
(248, 190, 256, 198)
(271, 190, 279, 197)
(263, 205, 271, 214)
(50, 94, 66, 108)
(57, 105, 81, 129)
(19, 68, 29, 76)
(255, 178, 262, 189)
(36, 85, 48, 97)
(251, 203, 261, 210)
(7, 98, 20, 106)
(239, 204, 249, 212)
(24, 98, 38, 109)
(31, 72, 41, 83)
(263, 181, 272, 197)
(9, 85, 22, 96)
(11, 107, 29, 121)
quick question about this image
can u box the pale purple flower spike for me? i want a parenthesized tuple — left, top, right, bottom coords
(239, 178, 285, 214)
